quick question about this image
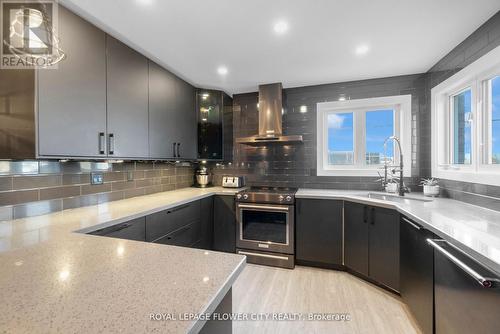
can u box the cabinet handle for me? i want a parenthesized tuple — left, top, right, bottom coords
(402, 217, 421, 230)
(108, 134, 115, 155)
(363, 206, 367, 223)
(98, 132, 105, 154)
(370, 207, 375, 225)
(427, 239, 500, 288)
(166, 203, 190, 214)
(177, 143, 181, 158)
(173, 142, 177, 158)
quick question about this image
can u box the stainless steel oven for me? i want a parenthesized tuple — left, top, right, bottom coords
(235, 187, 297, 269)
(236, 203, 294, 254)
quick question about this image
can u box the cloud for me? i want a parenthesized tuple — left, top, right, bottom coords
(328, 114, 346, 129)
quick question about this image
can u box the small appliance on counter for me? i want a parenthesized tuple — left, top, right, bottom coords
(222, 176, 245, 188)
(194, 166, 212, 188)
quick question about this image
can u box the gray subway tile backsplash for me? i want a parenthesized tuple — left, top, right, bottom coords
(0, 161, 194, 221)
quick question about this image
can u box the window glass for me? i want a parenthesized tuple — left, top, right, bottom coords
(491, 76, 500, 163)
(452, 89, 472, 164)
(365, 109, 394, 165)
(327, 112, 354, 165)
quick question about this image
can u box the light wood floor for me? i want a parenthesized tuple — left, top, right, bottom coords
(232, 264, 421, 334)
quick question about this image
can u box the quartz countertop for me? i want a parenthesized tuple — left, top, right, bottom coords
(0, 186, 246, 334)
(296, 189, 500, 276)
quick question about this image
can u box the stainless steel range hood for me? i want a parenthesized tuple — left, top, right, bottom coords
(236, 83, 303, 144)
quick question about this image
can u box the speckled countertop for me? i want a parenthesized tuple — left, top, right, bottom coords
(296, 189, 500, 276)
(0, 187, 246, 334)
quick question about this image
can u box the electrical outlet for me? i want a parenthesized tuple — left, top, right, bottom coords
(91, 172, 103, 185)
(127, 171, 134, 181)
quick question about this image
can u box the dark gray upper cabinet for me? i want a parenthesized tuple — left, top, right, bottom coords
(175, 78, 197, 160)
(148, 61, 179, 159)
(106, 36, 149, 159)
(38, 6, 107, 158)
(295, 199, 343, 268)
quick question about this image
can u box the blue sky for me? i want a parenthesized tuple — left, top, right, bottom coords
(328, 109, 394, 158)
(492, 76, 500, 160)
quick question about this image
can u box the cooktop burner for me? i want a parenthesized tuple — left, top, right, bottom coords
(236, 186, 297, 204)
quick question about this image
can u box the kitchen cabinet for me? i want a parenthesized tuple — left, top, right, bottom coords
(89, 217, 146, 241)
(197, 89, 233, 161)
(106, 36, 149, 159)
(145, 201, 200, 242)
(344, 202, 400, 291)
(199, 197, 214, 250)
(295, 199, 343, 268)
(213, 195, 236, 253)
(148, 61, 179, 159)
(38, 6, 107, 158)
(431, 239, 500, 334)
(175, 78, 197, 160)
(154, 220, 201, 248)
(400, 216, 434, 334)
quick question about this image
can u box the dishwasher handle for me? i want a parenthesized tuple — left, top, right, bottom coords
(427, 239, 500, 288)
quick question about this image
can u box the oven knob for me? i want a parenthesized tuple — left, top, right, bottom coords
(278, 195, 284, 202)
(285, 196, 292, 202)
(243, 194, 249, 200)
(236, 194, 242, 199)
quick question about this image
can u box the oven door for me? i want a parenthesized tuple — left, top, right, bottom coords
(236, 203, 294, 254)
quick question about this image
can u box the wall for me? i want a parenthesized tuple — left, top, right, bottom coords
(0, 161, 194, 221)
(214, 74, 426, 190)
(424, 10, 500, 210)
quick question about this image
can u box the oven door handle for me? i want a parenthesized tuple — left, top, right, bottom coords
(237, 204, 289, 211)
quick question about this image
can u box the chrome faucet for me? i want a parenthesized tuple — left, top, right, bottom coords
(383, 136, 409, 196)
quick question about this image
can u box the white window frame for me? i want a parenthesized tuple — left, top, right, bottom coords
(431, 45, 500, 186)
(317, 95, 412, 177)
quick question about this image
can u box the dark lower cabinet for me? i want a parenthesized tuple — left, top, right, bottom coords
(432, 239, 500, 334)
(344, 202, 399, 291)
(199, 197, 214, 250)
(344, 202, 369, 276)
(213, 195, 236, 253)
(295, 199, 343, 268)
(89, 217, 146, 241)
(400, 216, 434, 334)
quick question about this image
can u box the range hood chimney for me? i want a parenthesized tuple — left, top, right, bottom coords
(236, 83, 303, 144)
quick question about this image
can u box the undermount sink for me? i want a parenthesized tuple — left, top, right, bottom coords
(365, 192, 434, 203)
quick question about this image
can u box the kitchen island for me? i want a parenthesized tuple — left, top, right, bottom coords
(0, 187, 246, 334)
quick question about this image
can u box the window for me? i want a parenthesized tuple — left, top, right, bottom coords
(317, 95, 412, 176)
(432, 45, 500, 186)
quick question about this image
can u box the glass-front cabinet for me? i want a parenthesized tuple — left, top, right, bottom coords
(196, 89, 232, 161)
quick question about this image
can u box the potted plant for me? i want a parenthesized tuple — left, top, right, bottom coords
(385, 176, 399, 194)
(421, 178, 440, 197)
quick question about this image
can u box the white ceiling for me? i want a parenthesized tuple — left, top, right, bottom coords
(61, 0, 500, 95)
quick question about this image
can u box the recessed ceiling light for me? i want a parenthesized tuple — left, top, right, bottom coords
(355, 44, 370, 56)
(273, 20, 289, 35)
(217, 66, 228, 75)
(135, 0, 154, 5)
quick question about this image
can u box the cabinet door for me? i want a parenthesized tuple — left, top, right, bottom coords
(344, 202, 369, 276)
(369, 206, 400, 291)
(400, 217, 434, 334)
(197, 90, 223, 160)
(38, 7, 106, 157)
(296, 199, 343, 267)
(213, 195, 236, 253)
(199, 197, 214, 250)
(176, 78, 197, 159)
(90, 217, 145, 241)
(148, 61, 178, 159)
(145, 201, 200, 242)
(106, 36, 149, 158)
